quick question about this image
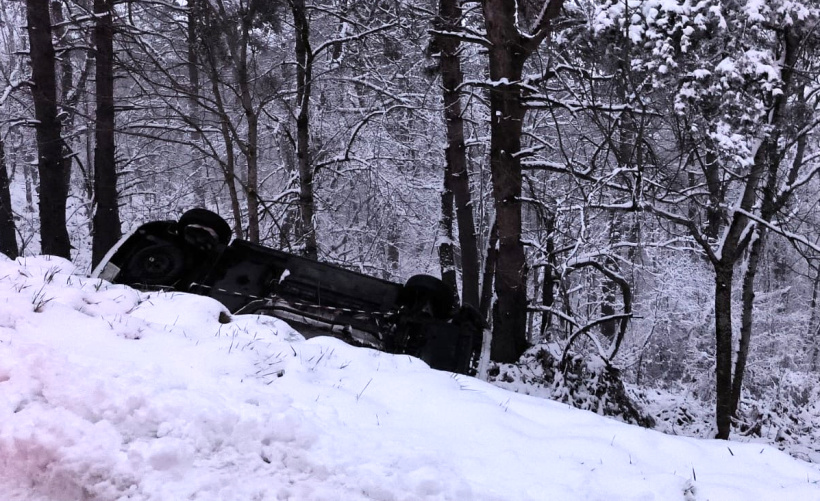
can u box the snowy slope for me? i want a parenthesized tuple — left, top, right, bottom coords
(1, 256, 818, 501)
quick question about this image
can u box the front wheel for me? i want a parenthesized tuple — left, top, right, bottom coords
(123, 243, 185, 286)
(396, 274, 456, 320)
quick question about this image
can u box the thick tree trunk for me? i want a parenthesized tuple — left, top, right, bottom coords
(703, 150, 724, 241)
(488, 103, 529, 361)
(0, 138, 18, 259)
(481, 0, 564, 361)
(51, 0, 73, 191)
(437, 0, 480, 308)
(291, 0, 318, 259)
(602, 83, 637, 337)
(811, 270, 819, 327)
(483, 0, 529, 362)
(91, 0, 121, 267)
(26, 0, 71, 258)
(713, 260, 734, 439)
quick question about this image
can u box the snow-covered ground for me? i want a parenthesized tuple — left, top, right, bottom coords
(1, 255, 818, 501)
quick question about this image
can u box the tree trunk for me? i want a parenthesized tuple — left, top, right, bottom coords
(600, 212, 620, 339)
(195, 2, 244, 238)
(723, 27, 797, 432)
(483, 0, 529, 362)
(26, 0, 71, 258)
(91, 0, 122, 267)
(713, 260, 734, 439)
(481, 0, 564, 360)
(0, 138, 18, 259)
(186, 0, 203, 142)
(386, 223, 400, 280)
(234, 9, 259, 243)
(539, 211, 555, 338)
(732, 229, 765, 417)
(602, 69, 637, 337)
(245, 104, 259, 243)
(203, 40, 244, 239)
(291, 0, 318, 258)
(186, 0, 207, 205)
(480, 220, 498, 322)
(810, 269, 820, 372)
(438, 159, 458, 297)
(731, 82, 795, 416)
(51, 0, 73, 191)
(702, 149, 724, 241)
(712, 140, 774, 439)
(437, 0, 480, 308)
(24, 162, 34, 213)
(206, 3, 262, 243)
(213, 100, 243, 240)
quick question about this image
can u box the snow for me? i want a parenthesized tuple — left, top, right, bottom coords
(1, 256, 819, 501)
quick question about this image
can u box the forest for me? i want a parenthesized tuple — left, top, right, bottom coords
(1, 0, 819, 457)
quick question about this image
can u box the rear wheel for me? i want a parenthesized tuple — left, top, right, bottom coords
(179, 208, 232, 246)
(124, 243, 185, 286)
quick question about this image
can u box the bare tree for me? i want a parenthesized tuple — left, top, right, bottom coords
(0, 137, 17, 258)
(91, 0, 121, 266)
(25, 0, 70, 258)
(288, 0, 318, 258)
(481, 0, 564, 362)
(432, 0, 480, 308)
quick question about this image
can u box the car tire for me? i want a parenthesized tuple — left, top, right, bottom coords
(125, 243, 186, 285)
(397, 274, 456, 320)
(179, 208, 232, 245)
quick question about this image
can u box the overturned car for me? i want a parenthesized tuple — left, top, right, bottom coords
(93, 208, 483, 374)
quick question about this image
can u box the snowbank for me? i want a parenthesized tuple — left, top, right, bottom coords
(1, 256, 818, 500)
